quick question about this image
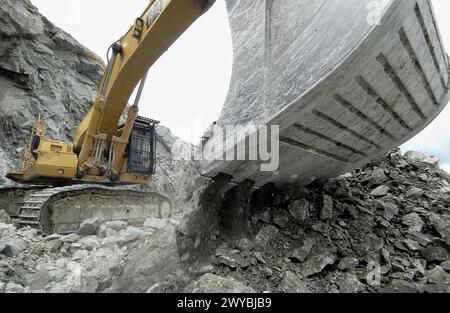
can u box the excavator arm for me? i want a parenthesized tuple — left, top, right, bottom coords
(7, 0, 215, 185)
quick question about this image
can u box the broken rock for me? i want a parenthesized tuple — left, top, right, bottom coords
(370, 185, 390, 197)
(402, 213, 424, 232)
(288, 199, 311, 222)
(280, 271, 310, 293)
(254, 226, 278, 248)
(337, 257, 359, 271)
(337, 274, 362, 293)
(320, 194, 333, 220)
(0, 209, 11, 223)
(289, 238, 316, 263)
(143, 217, 168, 230)
(300, 252, 337, 277)
(419, 246, 449, 263)
(78, 217, 103, 236)
(0, 238, 27, 257)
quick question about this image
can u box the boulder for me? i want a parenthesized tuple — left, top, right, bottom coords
(320, 194, 333, 220)
(288, 199, 311, 221)
(337, 274, 362, 293)
(62, 233, 80, 243)
(404, 151, 426, 162)
(105, 220, 128, 231)
(300, 252, 337, 277)
(0, 209, 11, 223)
(370, 185, 390, 197)
(254, 226, 279, 248)
(143, 218, 168, 230)
(78, 217, 103, 236)
(289, 238, 316, 263)
(280, 272, 310, 293)
(402, 213, 424, 232)
(0, 238, 27, 257)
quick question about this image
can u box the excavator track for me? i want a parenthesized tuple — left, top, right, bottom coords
(1, 185, 172, 234)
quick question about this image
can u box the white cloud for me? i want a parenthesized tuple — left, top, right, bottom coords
(440, 163, 450, 173)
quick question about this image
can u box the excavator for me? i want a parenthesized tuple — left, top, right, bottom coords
(3, 0, 216, 233)
(2, 0, 449, 233)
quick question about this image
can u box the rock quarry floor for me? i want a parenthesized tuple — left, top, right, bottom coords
(1, 149, 450, 293)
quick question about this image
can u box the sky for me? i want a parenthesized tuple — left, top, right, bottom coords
(30, 0, 450, 169)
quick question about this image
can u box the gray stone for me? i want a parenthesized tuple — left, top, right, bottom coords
(29, 270, 50, 291)
(217, 253, 251, 268)
(404, 151, 426, 162)
(370, 185, 390, 197)
(198, 0, 450, 188)
(320, 194, 333, 220)
(105, 220, 128, 231)
(192, 274, 255, 293)
(288, 199, 311, 221)
(402, 213, 424, 232)
(369, 168, 388, 186)
(381, 280, 419, 293)
(428, 213, 450, 246)
(62, 233, 80, 243)
(72, 249, 88, 261)
(78, 217, 103, 236)
(280, 271, 310, 293)
(405, 187, 424, 199)
(300, 252, 337, 277)
(46, 238, 62, 252)
(380, 202, 399, 221)
(423, 156, 440, 166)
(236, 238, 253, 251)
(423, 284, 450, 293)
(439, 187, 450, 194)
(0, 238, 27, 257)
(0, 0, 104, 181)
(420, 246, 449, 263)
(337, 257, 359, 271)
(273, 215, 289, 229)
(440, 260, 450, 272)
(0, 209, 11, 223)
(254, 226, 278, 248)
(96, 224, 107, 238)
(143, 217, 168, 229)
(258, 210, 272, 224)
(4, 282, 25, 293)
(428, 266, 450, 285)
(289, 238, 316, 263)
(337, 274, 362, 293)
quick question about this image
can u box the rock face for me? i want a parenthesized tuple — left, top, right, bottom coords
(0, 0, 104, 182)
(200, 0, 450, 188)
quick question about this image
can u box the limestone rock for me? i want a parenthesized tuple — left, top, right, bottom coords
(143, 218, 168, 230)
(288, 199, 311, 221)
(254, 226, 278, 248)
(78, 217, 103, 236)
(280, 272, 310, 293)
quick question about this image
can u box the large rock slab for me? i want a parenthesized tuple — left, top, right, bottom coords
(199, 0, 450, 187)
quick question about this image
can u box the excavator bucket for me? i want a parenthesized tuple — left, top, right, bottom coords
(199, 0, 450, 187)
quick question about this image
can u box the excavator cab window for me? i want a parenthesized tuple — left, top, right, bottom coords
(126, 116, 159, 175)
(30, 135, 41, 152)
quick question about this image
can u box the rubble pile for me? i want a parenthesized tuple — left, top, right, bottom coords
(1, 149, 450, 293)
(189, 149, 450, 293)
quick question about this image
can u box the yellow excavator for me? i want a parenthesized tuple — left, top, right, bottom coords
(3, 0, 215, 233)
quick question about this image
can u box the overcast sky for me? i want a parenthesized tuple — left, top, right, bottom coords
(30, 0, 450, 170)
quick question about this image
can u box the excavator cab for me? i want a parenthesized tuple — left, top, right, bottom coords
(125, 116, 159, 176)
